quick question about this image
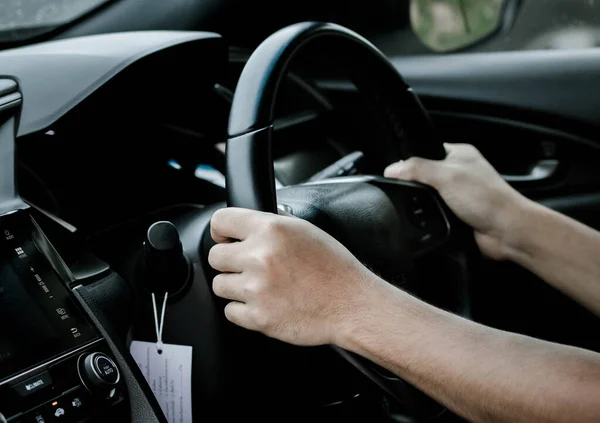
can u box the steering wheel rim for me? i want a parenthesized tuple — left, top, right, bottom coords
(224, 21, 460, 419)
(226, 21, 446, 213)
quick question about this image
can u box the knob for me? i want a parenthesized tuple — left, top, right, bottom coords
(79, 353, 120, 395)
(140, 221, 189, 295)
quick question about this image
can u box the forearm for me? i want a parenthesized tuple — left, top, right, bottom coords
(504, 199, 600, 316)
(338, 281, 600, 423)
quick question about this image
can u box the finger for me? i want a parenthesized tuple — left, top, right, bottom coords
(208, 242, 246, 272)
(443, 142, 456, 154)
(210, 207, 268, 243)
(384, 157, 447, 188)
(443, 142, 481, 159)
(212, 273, 247, 302)
(223, 301, 253, 330)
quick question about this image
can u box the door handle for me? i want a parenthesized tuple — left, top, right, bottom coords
(501, 159, 559, 183)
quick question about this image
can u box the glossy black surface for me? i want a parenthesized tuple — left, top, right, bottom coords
(140, 221, 188, 296)
(277, 177, 450, 280)
(227, 21, 445, 214)
(0, 212, 98, 381)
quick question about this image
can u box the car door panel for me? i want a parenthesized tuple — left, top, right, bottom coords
(390, 50, 600, 352)
(393, 50, 600, 131)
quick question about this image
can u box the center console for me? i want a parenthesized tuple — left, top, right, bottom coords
(0, 79, 127, 423)
(0, 211, 126, 423)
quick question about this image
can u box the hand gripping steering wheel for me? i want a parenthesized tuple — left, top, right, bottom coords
(226, 21, 470, 419)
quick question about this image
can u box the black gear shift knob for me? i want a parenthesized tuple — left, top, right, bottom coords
(139, 221, 189, 296)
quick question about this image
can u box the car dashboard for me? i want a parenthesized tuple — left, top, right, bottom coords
(5, 24, 600, 423)
(0, 30, 396, 423)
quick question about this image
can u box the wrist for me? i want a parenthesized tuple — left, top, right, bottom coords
(331, 270, 388, 349)
(332, 272, 421, 352)
(493, 194, 540, 262)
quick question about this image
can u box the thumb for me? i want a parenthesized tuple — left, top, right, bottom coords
(384, 156, 446, 189)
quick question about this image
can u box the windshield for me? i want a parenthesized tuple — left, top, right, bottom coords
(467, 0, 600, 52)
(3, 0, 600, 54)
(376, 0, 600, 55)
(0, 0, 109, 43)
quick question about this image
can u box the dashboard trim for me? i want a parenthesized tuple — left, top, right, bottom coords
(0, 339, 103, 387)
(0, 31, 222, 137)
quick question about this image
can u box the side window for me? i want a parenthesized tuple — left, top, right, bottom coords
(409, 0, 600, 53)
(0, 0, 110, 43)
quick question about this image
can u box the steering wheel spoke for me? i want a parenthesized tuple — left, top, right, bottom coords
(335, 175, 451, 257)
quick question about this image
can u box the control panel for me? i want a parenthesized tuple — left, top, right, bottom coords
(0, 342, 124, 423)
(369, 178, 451, 255)
(404, 187, 450, 254)
(0, 211, 127, 422)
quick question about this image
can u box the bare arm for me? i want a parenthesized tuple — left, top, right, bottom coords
(385, 143, 600, 316)
(339, 279, 600, 423)
(504, 200, 600, 316)
(208, 207, 600, 423)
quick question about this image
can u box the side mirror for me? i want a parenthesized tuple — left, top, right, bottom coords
(410, 0, 521, 52)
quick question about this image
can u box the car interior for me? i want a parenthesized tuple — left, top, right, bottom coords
(1, 0, 600, 422)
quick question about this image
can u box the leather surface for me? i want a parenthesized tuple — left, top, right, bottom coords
(227, 21, 445, 213)
(227, 127, 277, 212)
(277, 181, 413, 281)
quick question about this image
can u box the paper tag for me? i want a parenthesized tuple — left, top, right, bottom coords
(130, 341, 193, 423)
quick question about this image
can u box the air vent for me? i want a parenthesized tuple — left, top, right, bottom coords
(0, 79, 21, 112)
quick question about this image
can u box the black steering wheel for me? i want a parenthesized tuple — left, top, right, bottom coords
(225, 21, 470, 419)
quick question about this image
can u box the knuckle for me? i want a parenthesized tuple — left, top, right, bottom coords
(259, 253, 275, 269)
(403, 159, 420, 178)
(465, 144, 480, 154)
(211, 274, 225, 296)
(252, 248, 276, 269)
(402, 159, 426, 183)
(251, 309, 271, 331)
(455, 143, 480, 160)
(207, 245, 220, 268)
(223, 303, 238, 323)
(261, 217, 285, 236)
(243, 280, 263, 297)
(210, 208, 226, 228)
(463, 145, 480, 159)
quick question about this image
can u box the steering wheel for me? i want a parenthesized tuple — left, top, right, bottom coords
(225, 22, 472, 419)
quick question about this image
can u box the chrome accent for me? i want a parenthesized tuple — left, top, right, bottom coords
(502, 159, 559, 182)
(0, 339, 103, 386)
(87, 353, 120, 387)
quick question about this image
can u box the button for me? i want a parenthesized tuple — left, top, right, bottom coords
(20, 408, 50, 423)
(93, 356, 119, 384)
(64, 389, 90, 421)
(407, 192, 435, 231)
(48, 399, 67, 421)
(80, 353, 121, 394)
(11, 372, 52, 397)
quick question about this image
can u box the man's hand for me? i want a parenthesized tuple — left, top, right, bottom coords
(208, 208, 379, 346)
(384, 143, 529, 260)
